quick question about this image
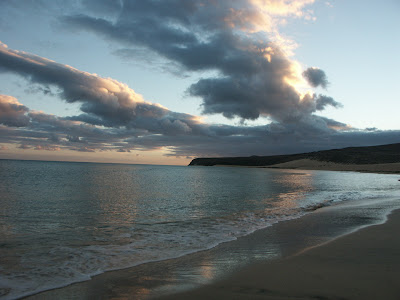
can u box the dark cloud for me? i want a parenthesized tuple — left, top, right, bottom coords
(1, 94, 399, 158)
(0, 104, 141, 153)
(18, 144, 32, 149)
(81, 0, 123, 17)
(0, 41, 205, 136)
(315, 95, 342, 111)
(66, 135, 83, 143)
(130, 127, 400, 158)
(61, 0, 339, 123)
(302, 67, 329, 89)
(0, 1, 399, 159)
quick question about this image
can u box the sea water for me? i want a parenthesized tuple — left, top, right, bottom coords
(0, 160, 399, 299)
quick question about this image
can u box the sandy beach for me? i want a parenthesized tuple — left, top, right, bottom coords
(160, 209, 400, 300)
(267, 159, 400, 174)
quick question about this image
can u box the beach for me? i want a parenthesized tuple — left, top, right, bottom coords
(24, 189, 400, 300)
(1, 0, 399, 298)
(1, 160, 397, 299)
(267, 159, 400, 174)
(1, 0, 400, 298)
(160, 208, 400, 300)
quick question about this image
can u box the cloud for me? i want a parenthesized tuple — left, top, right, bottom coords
(0, 41, 204, 136)
(0, 94, 30, 127)
(18, 144, 32, 149)
(302, 67, 329, 89)
(0, 41, 142, 123)
(70, 146, 96, 152)
(0, 2, 399, 160)
(34, 145, 61, 151)
(315, 95, 341, 110)
(131, 126, 400, 158)
(81, 0, 123, 17)
(1, 93, 399, 158)
(0, 41, 398, 159)
(61, 0, 336, 123)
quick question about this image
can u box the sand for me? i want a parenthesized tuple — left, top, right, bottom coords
(160, 209, 400, 300)
(266, 159, 400, 174)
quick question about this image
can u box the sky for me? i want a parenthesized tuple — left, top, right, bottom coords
(0, 0, 399, 165)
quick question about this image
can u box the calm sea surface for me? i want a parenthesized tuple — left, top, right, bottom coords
(0, 159, 399, 299)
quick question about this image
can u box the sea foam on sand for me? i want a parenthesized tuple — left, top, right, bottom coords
(161, 208, 400, 300)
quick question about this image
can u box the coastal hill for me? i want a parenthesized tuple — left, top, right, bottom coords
(188, 143, 400, 170)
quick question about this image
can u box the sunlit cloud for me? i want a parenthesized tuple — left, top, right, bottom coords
(60, 0, 333, 123)
(0, 1, 399, 161)
(0, 94, 30, 127)
(34, 145, 61, 151)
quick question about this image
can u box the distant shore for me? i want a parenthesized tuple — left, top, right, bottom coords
(214, 160, 400, 174)
(265, 159, 400, 174)
(160, 209, 400, 299)
(189, 143, 400, 171)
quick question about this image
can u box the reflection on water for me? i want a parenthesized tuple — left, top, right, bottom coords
(1, 160, 399, 299)
(270, 171, 314, 211)
(199, 263, 215, 280)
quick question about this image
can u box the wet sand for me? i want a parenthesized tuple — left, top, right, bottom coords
(25, 196, 400, 300)
(160, 209, 400, 300)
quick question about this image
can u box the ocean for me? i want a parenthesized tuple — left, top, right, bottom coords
(0, 159, 399, 299)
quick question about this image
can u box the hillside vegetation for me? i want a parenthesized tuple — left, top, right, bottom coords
(189, 143, 400, 166)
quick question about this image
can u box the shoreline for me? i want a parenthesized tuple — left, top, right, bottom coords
(214, 160, 400, 174)
(160, 207, 400, 299)
(25, 193, 400, 300)
(266, 159, 400, 174)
